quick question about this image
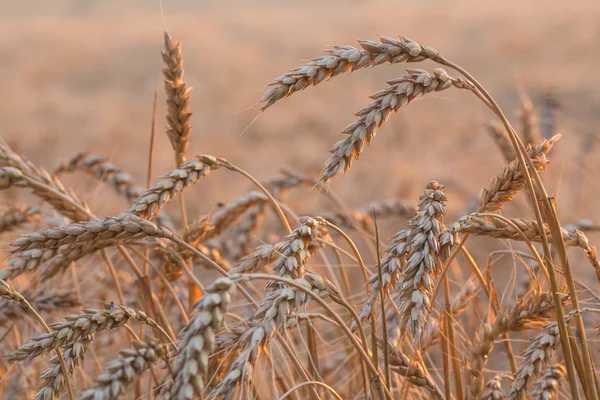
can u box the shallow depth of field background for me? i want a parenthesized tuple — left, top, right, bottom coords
(1, 0, 599, 285)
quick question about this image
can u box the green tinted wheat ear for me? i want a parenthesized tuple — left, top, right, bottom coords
(162, 31, 192, 165)
(393, 181, 447, 342)
(259, 35, 440, 110)
(0, 206, 40, 233)
(321, 69, 473, 182)
(79, 337, 168, 400)
(530, 364, 566, 400)
(158, 278, 236, 400)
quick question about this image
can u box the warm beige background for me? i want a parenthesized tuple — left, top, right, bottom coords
(1, 0, 599, 230)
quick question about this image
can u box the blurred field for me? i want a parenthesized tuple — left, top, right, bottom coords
(1, 0, 599, 272)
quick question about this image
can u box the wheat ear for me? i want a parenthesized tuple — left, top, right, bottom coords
(530, 364, 566, 400)
(0, 288, 80, 328)
(0, 206, 40, 233)
(322, 198, 414, 231)
(259, 35, 440, 110)
(162, 31, 192, 165)
(158, 277, 236, 399)
(481, 375, 507, 400)
(78, 337, 168, 400)
(321, 69, 473, 182)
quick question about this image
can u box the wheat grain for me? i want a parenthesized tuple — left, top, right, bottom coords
(481, 375, 506, 400)
(321, 69, 473, 182)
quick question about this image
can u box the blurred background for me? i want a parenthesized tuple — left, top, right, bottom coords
(1, 1, 599, 281)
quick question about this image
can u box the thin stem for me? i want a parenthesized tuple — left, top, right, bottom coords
(278, 381, 343, 400)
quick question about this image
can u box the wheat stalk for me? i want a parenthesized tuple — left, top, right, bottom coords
(158, 277, 236, 399)
(321, 68, 473, 182)
(78, 337, 168, 400)
(0, 206, 40, 233)
(162, 31, 192, 165)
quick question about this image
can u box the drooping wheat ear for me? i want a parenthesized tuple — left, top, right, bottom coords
(357, 228, 409, 324)
(5, 304, 160, 362)
(1, 141, 92, 221)
(519, 99, 541, 146)
(0, 287, 80, 328)
(231, 216, 328, 275)
(321, 69, 473, 182)
(487, 122, 516, 162)
(185, 191, 268, 244)
(162, 31, 192, 165)
(126, 156, 219, 220)
(0, 206, 40, 233)
(160, 241, 231, 282)
(79, 337, 168, 400)
(392, 181, 447, 343)
(209, 273, 341, 399)
(478, 134, 560, 212)
(508, 311, 576, 399)
(467, 290, 560, 397)
(420, 276, 478, 349)
(211, 205, 265, 260)
(259, 35, 441, 110)
(388, 346, 443, 398)
(36, 336, 92, 400)
(529, 364, 566, 400)
(322, 198, 415, 231)
(481, 375, 506, 400)
(12, 213, 161, 252)
(55, 153, 145, 203)
(158, 277, 236, 400)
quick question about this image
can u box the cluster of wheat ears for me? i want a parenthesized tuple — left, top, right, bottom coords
(0, 30, 599, 400)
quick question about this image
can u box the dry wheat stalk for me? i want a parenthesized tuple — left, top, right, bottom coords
(487, 122, 516, 162)
(259, 35, 441, 110)
(388, 346, 442, 398)
(36, 336, 92, 400)
(1, 141, 92, 221)
(5, 304, 160, 363)
(158, 277, 236, 399)
(481, 375, 507, 400)
(529, 364, 566, 400)
(321, 198, 414, 231)
(79, 337, 168, 400)
(126, 156, 218, 220)
(321, 69, 473, 182)
(467, 290, 559, 397)
(162, 31, 192, 165)
(208, 272, 341, 399)
(420, 276, 478, 349)
(0, 206, 40, 233)
(54, 153, 144, 203)
(0, 287, 80, 328)
(392, 181, 447, 342)
(508, 312, 576, 399)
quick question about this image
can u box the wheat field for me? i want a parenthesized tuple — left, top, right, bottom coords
(1, 1, 599, 399)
